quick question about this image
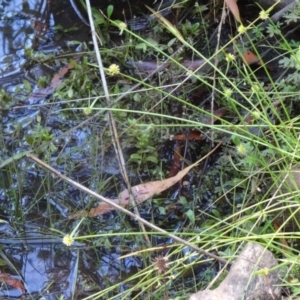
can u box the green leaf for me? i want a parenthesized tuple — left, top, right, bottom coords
(146, 38, 158, 48)
(146, 156, 158, 164)
(104, 238, 111, 247)
(135, 43, 147, 53)
(107, 5, 114, 19)
(23, 79, 32, 92)
(25, 135, 34, 146)
(67, 88, 74, 98)
(0, 151, 31, 169)
(179, 196, 188, 206)
(185, 209, 195, 225)
(158, 206, 166, 215)
(211, 209, 221, 218)
(201, 219, 216, 228)
(130, 153, 142, 161)
(133, 93, 142, 102)
(94, 16, 106, 25)
(279, 56, 295, 69)
(192, 23, 200, 31)
(231, 134, 240, 145)
(53, 24, 64, 31)
(167, 38, 177, 48)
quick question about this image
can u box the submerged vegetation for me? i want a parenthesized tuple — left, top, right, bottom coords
(2, 0, 300, 298)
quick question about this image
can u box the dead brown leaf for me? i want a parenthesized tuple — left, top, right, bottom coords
(0, 272, 25, 294)
(242, 50, 260, 65)
(225, 0, 241, 23)
(89, 161, 199, 216)
(25, 57, 80, 105)
(71, 159, 201, 218)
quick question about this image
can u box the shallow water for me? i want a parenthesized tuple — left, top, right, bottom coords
(0, 1, 108, 298)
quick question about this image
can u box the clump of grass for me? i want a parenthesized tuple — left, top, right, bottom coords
(42, 2, 300, 298)
(75, 2, 300, 299)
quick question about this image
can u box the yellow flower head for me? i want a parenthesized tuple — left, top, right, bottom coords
(224, 88, 233, 98)
(118, 21, 127, 35)
(83, 107, 92, 115)
(259, 10, 269, 20)
(251, 111, 261, 120)
(63, 235, 74, 247)
(107, 64, 120, 76)
(238, 24, 247, 34)
(225, 53, 235, 63)
(236, 144, 247, 155)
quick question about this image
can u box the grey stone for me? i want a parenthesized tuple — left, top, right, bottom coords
(189, 242, 281, 300)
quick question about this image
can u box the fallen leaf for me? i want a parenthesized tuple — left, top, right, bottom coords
(172, 108, 227, 142)
(168, 141, 181, 178)
(169, 108, 226, 177)
(225, 0, 241, 23)
(25, 57, 80, 105)
(206, 108, 227, 124)
(241, 50, 274, 72)
(72, 159, 201, 218)
(0, 272, 25, 294)
(182, 59, 206, 70)
(91, 161, 198, 216)
(243, 113, 254, 124)
(172, 131, 204, 141)
(242, 50, 260, 65)
(126, 60, 170, 74)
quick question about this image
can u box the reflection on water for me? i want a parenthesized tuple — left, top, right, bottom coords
(0, 0, 49, 88)
(0, 1, 99, 298)
(0, 0, 84, 91)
